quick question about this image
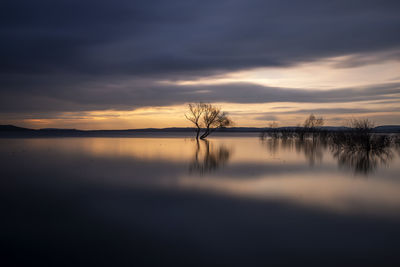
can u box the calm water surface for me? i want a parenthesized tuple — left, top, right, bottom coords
(1, 136, 400, 266)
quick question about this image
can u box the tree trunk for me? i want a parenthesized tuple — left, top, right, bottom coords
(200, 127, 210, 139)
(196, 127, 201, 139)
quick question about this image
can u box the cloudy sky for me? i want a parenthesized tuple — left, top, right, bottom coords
(1, 0, 399, 129)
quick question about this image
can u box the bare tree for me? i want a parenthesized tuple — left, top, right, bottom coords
(303, 114, 324, 141)
(347, 118, 375, 150)
(185, 102, 232, 139)
(348, 118, 374, 132)
(185, 103, 205, 139)
(200, 104, 232, 139)
(269, 121, 279, 128)
(304, 114, 324, 129)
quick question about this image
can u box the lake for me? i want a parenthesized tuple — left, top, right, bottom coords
(1, 135, 400, 266)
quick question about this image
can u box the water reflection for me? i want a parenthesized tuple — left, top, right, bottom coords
(295, 139, 324, 166)
(2, 137, 400, 266)
(261, 135, 396, 175)
(395, 136, 400, 157)
(291, 138, 326, 166)
(189, 139, 231, 174)
(331, 144, 393, 175)
(262, 138, 326, 166)
(329, 133, 395, 175)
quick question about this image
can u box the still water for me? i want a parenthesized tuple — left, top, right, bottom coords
(1, 136, 400, 266)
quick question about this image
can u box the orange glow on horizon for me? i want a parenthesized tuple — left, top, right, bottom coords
(4, 100, 398, 130)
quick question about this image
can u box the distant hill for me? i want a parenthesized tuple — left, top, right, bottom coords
(40, 128, 78, 131)
(373, 125, 400, 133)
(0, 125, 33, 131)
(1, 124, 399, 137)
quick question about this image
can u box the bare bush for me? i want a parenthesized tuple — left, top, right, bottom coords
(304, 114, 324, 129)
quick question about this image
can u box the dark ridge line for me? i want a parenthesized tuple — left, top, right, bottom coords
(1, 124, 400, 138)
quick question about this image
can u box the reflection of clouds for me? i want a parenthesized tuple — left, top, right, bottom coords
(177, 175, 400, 217)
(189, 139, 231, 175)
(18, 137, 198, 162)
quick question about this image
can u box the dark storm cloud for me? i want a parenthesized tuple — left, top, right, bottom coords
(2, 0, 400, 76)
(1, 0, 400, 114)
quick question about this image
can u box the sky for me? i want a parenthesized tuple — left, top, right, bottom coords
(1, 0, 399, 129)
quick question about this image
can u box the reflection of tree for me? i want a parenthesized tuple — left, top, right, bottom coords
(331, 145, 393, 175)
(394, 135, 400, 157)
(260, 132, 396, 175)
(261, 138, 280, 156)
(294, 139, 326, 166)
(262, 138, 325, 166)
(330, 132, 394, 175)
(189, 139, 231, 174)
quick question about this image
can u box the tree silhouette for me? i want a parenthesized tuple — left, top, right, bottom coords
(304, 114, 324, 141)
(185, 102, 232, 139)
(185, 103, 205, 139)
(304, 114, 324, 129)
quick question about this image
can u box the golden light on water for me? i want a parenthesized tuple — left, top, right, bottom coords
(176, 175, 400, 217)
(12, 137, 400, 217)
